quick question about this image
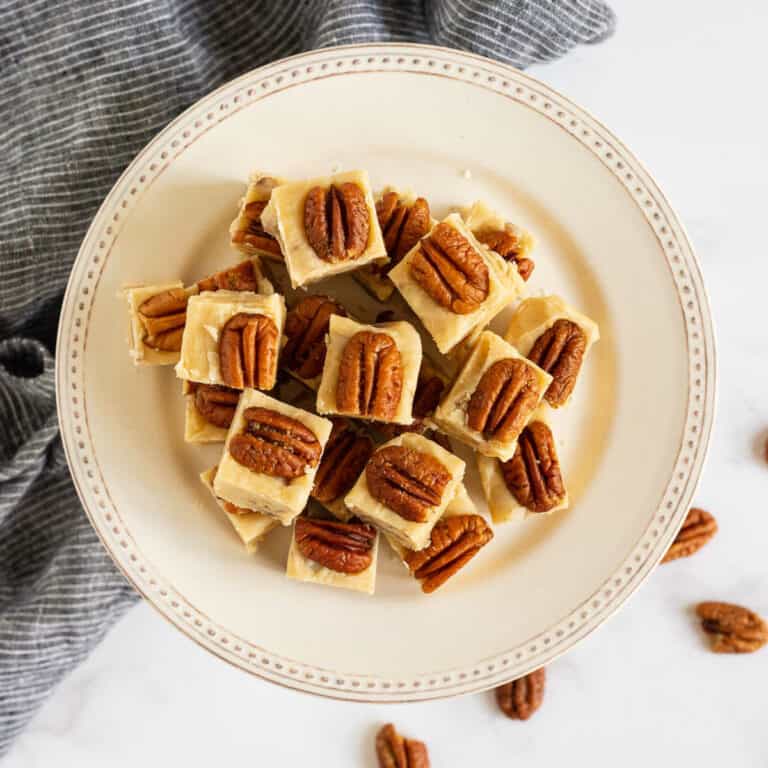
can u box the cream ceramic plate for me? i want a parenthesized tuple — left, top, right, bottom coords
(56, 44, 715, 701)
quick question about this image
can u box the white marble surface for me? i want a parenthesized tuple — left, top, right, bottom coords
(7, 1, 768, 765)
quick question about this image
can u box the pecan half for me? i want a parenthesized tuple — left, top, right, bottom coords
(661, 507, 718, 563)
(312, 419, 374, 503)
(696, 602, 768, 654)
(283, 295, 346, 379)
(232, 199, 282, 256)
(336, 331, 403, 420)
(467, 358, 540, 442)
(375, 723, 430, 768)
(476, 228, 535, 280)
(501, 421, 565, 512)
(405, 514, 493, 593)
(304, 183, 370, 262)
(366, 445, 451, 523)
(295, 516, 375, 574)
(410, 222, 489, 314)
(197, 260, 259, 293)
(496, 668, 546, 720)
(378, 373, 445, 439)
(193, 383, 240, 428)
(219, 312, 278, 389)
(138, 288, 188, 351)
(229, 406, 321, 479)
(377, 192, 431, 268)
(527, 319, 587, 407)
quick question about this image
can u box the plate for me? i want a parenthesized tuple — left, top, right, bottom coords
(56, 44, 715, 701)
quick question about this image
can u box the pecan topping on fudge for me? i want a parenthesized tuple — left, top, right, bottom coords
(376, 191, 431, 268)
(197, 260, 260, 292)
(375, 723, 430, 768)
(527, 318, 586, 407)
(283, 295, 346, 380)
(366, 446, 450, 522)
(496, 668, 546, 720)
(405, 514, 493, 593)
(696, 602, 768, 654)
(501, 421, 565, 512)
(377, 370, 444, 439)
(232, 199, 282, 257)
(219, 312, 279, 389)
(138, 288, 189, 351)
(312, 419, 374, 504)
(336, 331, 403, 420)
(476, 228, 534, 281)
(304, 183, 370, 262)
(410, 222, 489, 314)
(229, 407, 321, 479)
(467, 358, 540, 441)
(661, 507, 718, 563)
(295, 517, 376, 574)
(193, 383, 240, 428)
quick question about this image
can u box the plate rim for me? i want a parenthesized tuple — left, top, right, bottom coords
(55, 42, 717, 702)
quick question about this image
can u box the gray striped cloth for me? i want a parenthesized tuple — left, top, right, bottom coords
(0, 0, 614, 754)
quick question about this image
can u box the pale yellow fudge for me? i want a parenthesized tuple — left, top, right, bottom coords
(260, 170, 387, 288)
(431, 330, 551, 461)
(200, 467, 279, 553)
(286, 518, 379, 594)
(229, 172, 286, 260)
(175, 290, 285, 389)
(344, 432, 465, 551)
(504, 295, 600, 407)
(213, 389, 333, 525)
(389, 213, 527, 353)
(124, 282, 196, 366)
(316, 315, 422, 426)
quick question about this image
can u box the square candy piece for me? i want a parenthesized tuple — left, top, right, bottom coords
(260, 170, 387, 288)
(432, 330, 551, 461)
(504, 295, 600, 408)
(389, 213, 526, 353)
(286, 516, 379, 594)
(316, 315, 422, 425)
(175, 290, 285, 389)
(125, 282, 195, 365)
(477, 413, 569, 523)
(345, 432, 465, 551)
(229, 173, 286, 260)
(213, 389, 333, 525)
(183, 381, 240, 444)
(200, 467, 279, 553)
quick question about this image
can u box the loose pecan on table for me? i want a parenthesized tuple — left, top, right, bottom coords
(375, 723, 430, 768)
(405, 514, 493, 593)
(496, 668, 546, 720)
(501, 421, 565, 512)
(231, 198, 282, 257)
(219, 312, 278, 389)
(467, 358, 540, 442)
(295, 516, 376, 574)
(229, 406, 321, 479)
(410, 222, 489, 314)
(696, 602, 768, 654)
(312, 419, 374, 503)
(366, 445, 451, 523)
(138, 288, 189, 351)
(377, 191, 431, 268)
(661, 507, 718, 563)
(197, 260, 260, 293)
(192, 383, 240, 428)
(304, 183, 370, 262)
(476, 228, 535, 281)
(527, 318, 587, 407)
(283, 295, 346, 380)
(336, 331, 403, 420)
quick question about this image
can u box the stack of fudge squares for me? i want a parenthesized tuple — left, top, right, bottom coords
(124, 169, 599, 596)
